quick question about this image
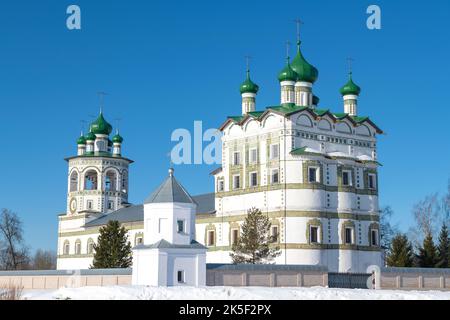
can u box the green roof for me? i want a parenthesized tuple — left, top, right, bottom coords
(85, 131, 96, 141)
(340, 73, 361, 96)
(90, 113, 113, 135)
(290, 41, 319, 84)
(77, 135, 86, 145)
(278, 58, 298, 82)
(247, 111, 264, 118)
(239, 70, 259, 94)
(112, 133, 124, 143)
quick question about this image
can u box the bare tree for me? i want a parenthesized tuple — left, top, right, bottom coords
(0, 209, 30, 270)
(32, 249, 56, 270)
(408, 194, 441, 249)
(379, 206, 398, 256)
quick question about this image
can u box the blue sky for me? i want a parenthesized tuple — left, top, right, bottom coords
(0, 0, 449, 252)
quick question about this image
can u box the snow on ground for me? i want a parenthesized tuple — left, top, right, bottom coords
(22, 286, 450, 300)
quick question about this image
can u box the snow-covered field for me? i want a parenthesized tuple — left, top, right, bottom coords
(22, 286, 450, 300)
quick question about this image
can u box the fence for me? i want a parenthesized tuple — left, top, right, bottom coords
(378, 267, 450, 290)
(0, 269, 132, 290)
(206, 264, 328, 287)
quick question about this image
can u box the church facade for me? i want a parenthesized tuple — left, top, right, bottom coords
(57, 36, 383, 273)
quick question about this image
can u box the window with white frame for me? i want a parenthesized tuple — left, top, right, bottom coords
(310, 226, 319, 243)
(270, 225, 279, 243)
(270, 144, 279, 160)
(231, 229, 239, 245)
(249, 148, 258, 164)
(345, 227, 353, 244)
(177, 270, 185, 283)
(63, 241, 70, 255)
(217, 179, 224, 192)
(232, 175, 240, 189)
(207, 230, 215, 246)
(75, 241, 81, 255)
(87, 239, 94, 254)
(342, 170, 352, 186)
(371, 229, 379, 246)
(271, 169, 279, 184)
(308, 167, 319, 183)
(233, 152, 241, 166)
(108, 201, 114, 210)
(177, 220, 185, 233)
(368, 173, 377, 190)
(87, 200, 93, 210)
(249, 172, 258, 187)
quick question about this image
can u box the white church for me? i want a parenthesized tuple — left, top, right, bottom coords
(57, 35, 383, 274)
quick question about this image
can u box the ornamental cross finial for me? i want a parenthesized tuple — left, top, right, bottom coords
(97, 91, 108, 114)
(114, 117, 122, 134)
(294, 18, 304, 43)
(80, 120, 87, 136)
(347, 57, 355, 75)
(245, 55, 252, 73)
(286, 41, 291, 60)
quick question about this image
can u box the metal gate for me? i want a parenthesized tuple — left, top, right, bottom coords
(328, 272, 372, 289)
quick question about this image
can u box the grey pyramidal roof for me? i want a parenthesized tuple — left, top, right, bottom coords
(144, 168, 196, 205)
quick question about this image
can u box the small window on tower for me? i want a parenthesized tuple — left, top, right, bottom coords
(231, 229, 239, 245)
(233, 152, 241, 166)
(371, 229, 379, 246)
(87, 200, 93, 210)
(218, 180, 224, 192)
(345, 227, 353, 245)
(342, 170, 352, 186)
(310, 226, 319, 244)
(233, 175, 240, 189)
(249, 172, 258, 187)
(308, 167, 319, 183)
(271, 169, 279, 184)
(177, 270, 185, 283)
(177, 220, 185, 233)
(207, 230, 215, 246)
(271, 225, 279, 243)
(108, 201, 114, 210)
(368, 173, 377, 190)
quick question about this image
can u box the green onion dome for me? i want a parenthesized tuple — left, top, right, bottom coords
(77, 135, 86, 145)
(239, 70, 259, 94)
(290, 41, 319, 84)
(90, 113, 113, 135)
(85, 131, 96, 141)
(278, 58, 298, 82)
(340, 72, 361, 96)
(112, 133, 123, 144)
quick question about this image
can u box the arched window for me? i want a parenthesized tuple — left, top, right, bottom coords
(70, 171, 78, 192)
(296, 114, 313, 128)
(105, 170, 117, 191)
(75, 239, 81, 255)
(84, 170, 98, 190)
(121, 170, 128, 193)
(63, 240, 70, 255)
(87, 238, 95, 254)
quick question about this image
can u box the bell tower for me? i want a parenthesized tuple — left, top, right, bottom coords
(66, 112, 133, 216)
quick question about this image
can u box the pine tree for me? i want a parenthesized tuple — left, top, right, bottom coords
(230, 207, 281, 264)
(91, 220, 132, 269)
(386, 233, 414, 267)
(417, 232, 438, 268)
(436, 224, 450, 268)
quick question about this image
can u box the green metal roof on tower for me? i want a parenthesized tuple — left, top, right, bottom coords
(340, 72, 361, 96)
(85, 131, 96, 141)
(112, 132, 124, 143)
(290, 41, 319, 84)
(77, 135, 86, 145)
(239, 70, 259, 94)
(90, 112, 113, 135)
(278, 57, 298, 82)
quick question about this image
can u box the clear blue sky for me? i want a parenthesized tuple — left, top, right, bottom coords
(0, 0, 449, 252)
